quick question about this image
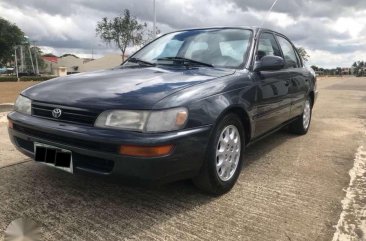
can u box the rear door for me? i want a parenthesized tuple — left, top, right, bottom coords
(252, 32, 292, 137)
(275, 35, 309, 119)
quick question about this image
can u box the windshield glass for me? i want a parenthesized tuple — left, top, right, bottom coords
(127, 28, 252, 69)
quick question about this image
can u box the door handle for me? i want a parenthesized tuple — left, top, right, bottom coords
(285, 80, 290, 86)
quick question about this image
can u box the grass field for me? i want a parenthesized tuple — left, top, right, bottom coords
(0, 81, 40, 103)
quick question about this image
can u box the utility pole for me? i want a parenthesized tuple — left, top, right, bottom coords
(28, 46, 35, 74)
(14, 47, 19, 80)
(20, 46, 24, 73)
(153, 0, 156, 39)
(32, 41, 39, 75)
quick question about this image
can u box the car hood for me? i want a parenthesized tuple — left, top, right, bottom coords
(23, 67, 235, 110)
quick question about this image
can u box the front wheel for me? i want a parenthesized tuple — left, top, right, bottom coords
(289, 96, 312, 135)
(193, 113, 245, 195)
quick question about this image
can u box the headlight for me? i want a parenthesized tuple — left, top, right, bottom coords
(145, 108, 188, 132)
(14, 95, 31, 115)
(95, 107, 188, 132)
(95, 110, 149, 131)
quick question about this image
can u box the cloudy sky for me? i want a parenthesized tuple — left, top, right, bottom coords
(1, 0, 366, 68)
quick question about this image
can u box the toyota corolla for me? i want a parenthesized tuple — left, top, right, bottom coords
(8, 27, 317, 195)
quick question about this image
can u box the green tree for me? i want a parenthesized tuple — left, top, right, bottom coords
(352, 60, 366, 77)
(296, 47, 310, 62)
(0, 17, 25, 66)
(310, 65, 318, 71)
(96, 9, 147, 62)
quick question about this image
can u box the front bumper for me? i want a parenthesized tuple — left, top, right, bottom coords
(7, 111, 212, 182)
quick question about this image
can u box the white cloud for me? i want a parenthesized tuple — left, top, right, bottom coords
(1, 0, 365, 68)
(308, 49, 366, 68)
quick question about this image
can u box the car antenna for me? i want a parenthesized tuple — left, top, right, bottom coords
(260, 0, 280, 27)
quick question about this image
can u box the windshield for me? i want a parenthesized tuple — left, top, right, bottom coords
(126, 28, 252, 69)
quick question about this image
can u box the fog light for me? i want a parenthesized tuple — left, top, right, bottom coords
(119, 144, 174, 157)
(8, 120, 13, 129)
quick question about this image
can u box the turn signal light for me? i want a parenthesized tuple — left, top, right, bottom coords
(119, 144, 174, 157)
(8, 120, 13, 129)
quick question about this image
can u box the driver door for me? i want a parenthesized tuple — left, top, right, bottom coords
(252, 32, 292, 137)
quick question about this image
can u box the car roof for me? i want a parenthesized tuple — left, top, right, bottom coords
(164, 27, 290, 41)
(168, 26, 285, 36)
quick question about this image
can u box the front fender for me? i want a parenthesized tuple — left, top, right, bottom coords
(153, 71, 257, 130)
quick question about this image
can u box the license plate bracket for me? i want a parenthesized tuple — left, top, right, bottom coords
(34, 143, 73, 173)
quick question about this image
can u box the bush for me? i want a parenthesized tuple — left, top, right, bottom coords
(0, 76, 57, 82)
(0, 76, 18, 82)
(20, 76, 57, 81)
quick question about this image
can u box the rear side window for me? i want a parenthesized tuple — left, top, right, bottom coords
(256, 33, 282, 61)
(276, 36, 299, 68)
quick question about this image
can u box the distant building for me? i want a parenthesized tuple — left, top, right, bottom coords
(42, 54, 126, 75)
(42, 55, 58, 64)
(42, 55, 86, 74)
(79, 54, 125, 72)
(341, 67, 351, 75)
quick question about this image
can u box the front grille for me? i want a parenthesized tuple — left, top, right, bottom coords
(13, 123, 118, 153)
(31, 101, 100, 126)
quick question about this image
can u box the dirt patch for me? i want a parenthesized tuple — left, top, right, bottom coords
(326, 84, 366, 92)
(0, 81, 41, 103)
(0, 112, 8, 123)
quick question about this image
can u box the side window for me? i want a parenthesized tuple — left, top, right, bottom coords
(256, 33, 282, 61)
(276, 36, 299, 68)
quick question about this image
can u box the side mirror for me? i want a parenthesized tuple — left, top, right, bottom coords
(253, 56, 285, 72)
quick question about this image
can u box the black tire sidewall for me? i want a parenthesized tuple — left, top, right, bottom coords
(289, 96, 313, 135)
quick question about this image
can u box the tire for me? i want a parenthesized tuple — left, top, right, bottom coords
(193, 113, 245, 195)
(289, 96, 312, 135)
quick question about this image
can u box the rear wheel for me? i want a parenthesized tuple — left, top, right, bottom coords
(289, 96, 312, 135)
(193, 113, 244, 195)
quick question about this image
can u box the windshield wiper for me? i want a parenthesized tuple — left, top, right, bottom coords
(127, 57, 156, 66)
(156, 57, 213, 67)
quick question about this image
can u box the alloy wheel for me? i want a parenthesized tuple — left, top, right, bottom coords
(303, 99, 311, 129)
(215, 125, 241, 181)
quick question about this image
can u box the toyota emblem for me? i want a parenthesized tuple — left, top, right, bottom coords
(52, 108, 62, 118)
